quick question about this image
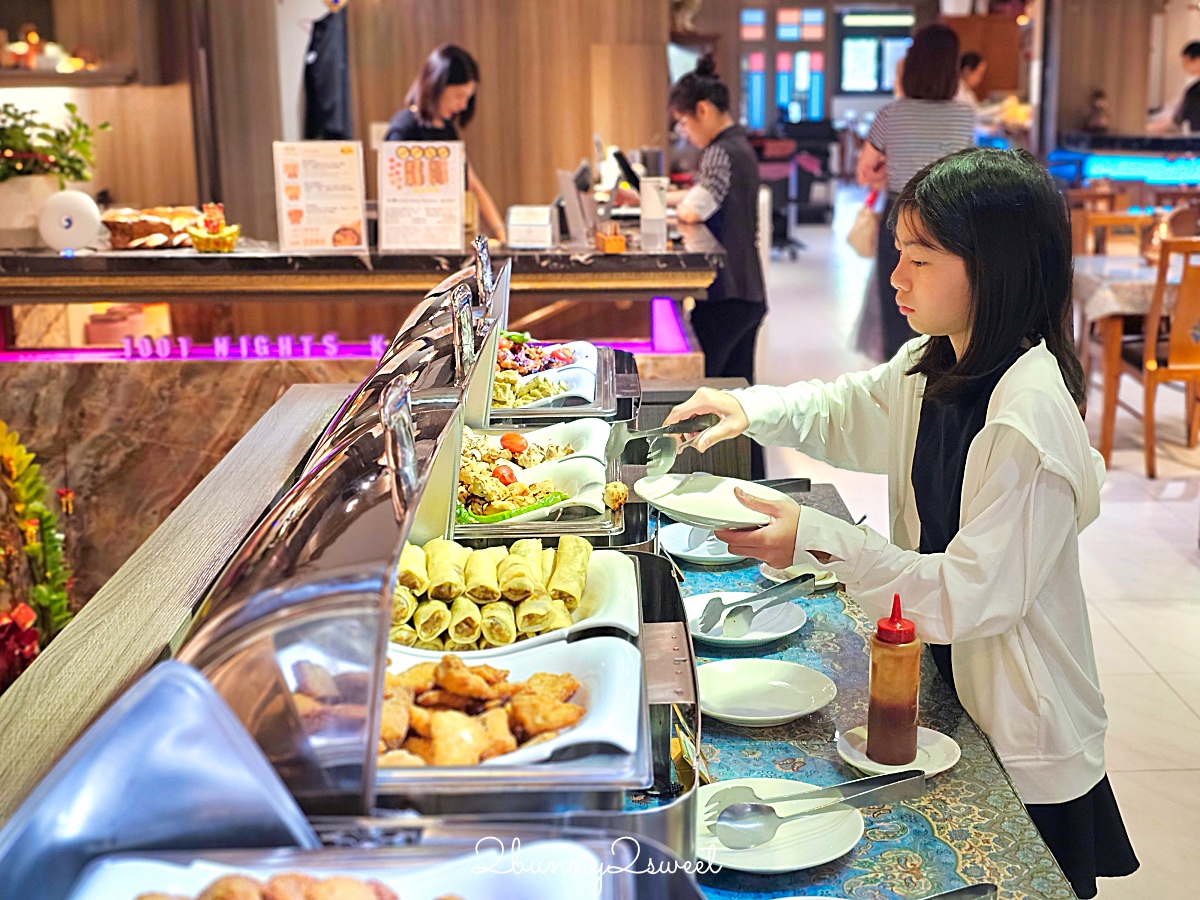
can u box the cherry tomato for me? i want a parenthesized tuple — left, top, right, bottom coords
(492, 464, 517, 486)
(499, 338, 512, 351)
(550, 348, 574, 364)
(499, 433, 529, 454)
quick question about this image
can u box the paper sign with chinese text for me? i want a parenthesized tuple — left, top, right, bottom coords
(273, 141, 368, 253)
(378, 140, 465, 252)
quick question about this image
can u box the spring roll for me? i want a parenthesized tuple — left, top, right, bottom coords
(511, 539, 545, 584)
(397, 541, 430, 595)
(425, 538, 470, 600)
(547, 598, 573, 631)
(515, 591, 555, 634)
(392, 584, 418, 626)
(548, 535, 592, 612)
(449, 595, 483, 644)
(542, 548, 556, 584)
(389, 622, 418, 647)
(444, 637, 478, 653)
(465, 546, 507, 603)
(498, 542, 539, 601)
(480, 601, 518, 646)
(413, 598, 451, 641)
(414, 636, 444, 652)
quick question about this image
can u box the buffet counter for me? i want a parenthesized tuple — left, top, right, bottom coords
(0, 224, 721, 381)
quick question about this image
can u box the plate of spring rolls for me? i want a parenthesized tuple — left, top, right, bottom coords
(388, 536, 640, 658)
(382, 636, 643, 767)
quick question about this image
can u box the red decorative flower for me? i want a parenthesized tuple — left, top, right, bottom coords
(0, 604, 41, 694)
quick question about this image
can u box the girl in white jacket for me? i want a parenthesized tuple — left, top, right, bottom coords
(667, 149, 1137, 897)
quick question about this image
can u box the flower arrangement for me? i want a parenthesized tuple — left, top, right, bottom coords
(0, 421, 73, 694)
(0, 101, 109, 186)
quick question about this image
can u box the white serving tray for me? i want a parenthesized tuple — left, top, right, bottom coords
(477, 418, 611, 464)
(480, 455, 607, 523)
(392, 549, 640, 658)
(385, 635, 642, 766)
(69, 840, 604, 900)
(505, 366, 598, 409)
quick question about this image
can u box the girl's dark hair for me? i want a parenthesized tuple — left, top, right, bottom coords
(901, 24, 960, 101)
(890, 148, 1086, 410)
(669, 54, 730, 115)
(406, 44, 480, 128)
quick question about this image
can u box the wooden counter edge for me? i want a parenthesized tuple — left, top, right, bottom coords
(0, 383, 353, 826)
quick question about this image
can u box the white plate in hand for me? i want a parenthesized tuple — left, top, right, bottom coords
(69, 840, 604, 900)
(386, 635, 642, 766)
(761, 563, 838, 590)
(696, 778, 864, 874)
(502, 367, 597, 409)
(698, 658, 836, 726)
(659, 522, 745, 565)
(634, 473, 791, 529)
(394, 550, 640, 658)
(685, 591, 806, 647)
(837, 726, 961, 778)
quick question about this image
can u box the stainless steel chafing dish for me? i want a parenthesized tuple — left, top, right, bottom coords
(0, 661, 704, 900)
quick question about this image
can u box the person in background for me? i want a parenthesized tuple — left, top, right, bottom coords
(1147, 41, 1200, 134)
(386, 44, 506, 242)
(664, 149, 1139, 899)
(956, 52, 986, 107)
(667, 54, 767, 477)
(856, 24, 976, 360)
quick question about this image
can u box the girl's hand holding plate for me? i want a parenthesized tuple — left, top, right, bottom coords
(715, 488, 801, 569)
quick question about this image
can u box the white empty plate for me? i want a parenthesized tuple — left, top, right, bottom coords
(685, 592, 807, 647)
(698, 658, 836, 726)
(837, 725, 961, 777)
(659, 522, 745, 565)
(696, 777, 864, 874)
(761, 562, 838, 590)
(634, 473, 791, 529)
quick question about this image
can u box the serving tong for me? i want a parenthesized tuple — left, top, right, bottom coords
(604, 413, 719, 466)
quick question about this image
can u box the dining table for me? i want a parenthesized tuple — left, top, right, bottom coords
(1073, 253, 1180, 465)
(642, 482, 1078, 900)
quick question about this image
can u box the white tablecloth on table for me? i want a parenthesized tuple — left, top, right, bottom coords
(1073, 254, 1180, 322)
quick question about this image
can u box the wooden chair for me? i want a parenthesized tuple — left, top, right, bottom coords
(1109, 237, 1200, 477)
(1084, 210, 1157, 256)
(1067, 185, 1118, 255)
(1153, 187, 1200, 209)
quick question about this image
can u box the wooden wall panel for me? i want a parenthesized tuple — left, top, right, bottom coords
(1056, 0, 1156, 136)
(346, 0, 670, 213)
(51, 0, 138, 72)
(941, 15, 1022, 94)
(592, 44, 672, 155)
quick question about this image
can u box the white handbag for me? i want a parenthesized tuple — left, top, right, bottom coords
(846, 190, 880, 259)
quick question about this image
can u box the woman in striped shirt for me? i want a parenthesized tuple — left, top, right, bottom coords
(857, 25, 976, 359)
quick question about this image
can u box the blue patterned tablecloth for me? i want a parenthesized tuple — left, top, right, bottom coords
(668, 487, 1076, 900)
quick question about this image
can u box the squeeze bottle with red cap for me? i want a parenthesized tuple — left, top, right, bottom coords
(866, 594, 920, 765)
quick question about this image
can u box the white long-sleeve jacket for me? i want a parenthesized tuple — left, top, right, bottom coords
(730, 339, 1107, 805)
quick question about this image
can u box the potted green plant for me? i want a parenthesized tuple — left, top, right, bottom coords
(0, 102, 108, 248)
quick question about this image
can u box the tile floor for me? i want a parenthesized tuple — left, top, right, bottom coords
(753, 189, 1200, 899)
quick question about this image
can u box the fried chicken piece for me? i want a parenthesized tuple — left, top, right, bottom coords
(470, 663, 510, 685)
(263, 873, 317, 900)
(309, 877, 377, 900)
(197, 875, 264, 900)
(434, 654, 498, 700)
(522, 671, 580, 703)
(392, 661, 438, 695)
(408, 703, 432, 736)
(508, 691, 585, 738)
(415, 689, 478, 712)
(293, 661, 339, 702)
(379, 688, 413, 750)
(429, 709, 489, 765)
(478, 707, 518, 760)
(603, 481, 629, 511)
(522, 729, 561, 747)
(378, 748, 427, 768)
(402, 735, 435, 764)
